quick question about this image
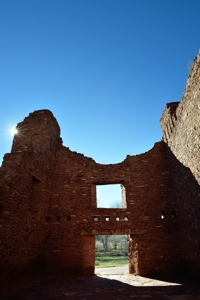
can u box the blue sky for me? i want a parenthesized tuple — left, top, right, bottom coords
(1, 0, 200, 205)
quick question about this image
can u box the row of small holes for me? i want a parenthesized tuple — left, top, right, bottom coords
(46, 212, 176, 222)
(93, 216, 128, 222)
(161, 211, 176, 219)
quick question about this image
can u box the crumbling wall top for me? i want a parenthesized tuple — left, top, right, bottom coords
(11, 109, 62, 154)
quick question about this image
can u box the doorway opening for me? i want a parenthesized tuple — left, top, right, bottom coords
(95, 235, 129, 273)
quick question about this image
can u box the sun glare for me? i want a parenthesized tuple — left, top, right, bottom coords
(11, 127, 18, 135)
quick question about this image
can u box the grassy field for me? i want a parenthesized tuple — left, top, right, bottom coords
(95, 256, 128, 268)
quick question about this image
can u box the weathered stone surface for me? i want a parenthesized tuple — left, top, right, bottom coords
(160, 50, 200, 279)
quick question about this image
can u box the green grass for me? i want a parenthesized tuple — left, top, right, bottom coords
(95, 256, 128, 268)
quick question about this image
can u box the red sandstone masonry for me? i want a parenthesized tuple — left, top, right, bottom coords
(0, 110, 178, 284)
(46, 141, 177, 276)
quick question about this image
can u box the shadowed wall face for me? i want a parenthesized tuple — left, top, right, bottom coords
(160, 51, 200, 278)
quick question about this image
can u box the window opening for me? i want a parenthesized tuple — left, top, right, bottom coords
(95, 235, 129, 272)
(67, 215, 71, 221)
(57, 216, 61, 222)
(93, 217, 99, 222)
(124, 216, 128, 221)
(96, 184, 126, 208)
(105, 217, 110, 221)
(116, 217, 120, 221)
(46, 216, 50, 222)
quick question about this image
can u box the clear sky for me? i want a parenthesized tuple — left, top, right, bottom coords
(1, 0, 200, 206)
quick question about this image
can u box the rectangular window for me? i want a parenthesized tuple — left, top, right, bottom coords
(96, 184, 126, 208)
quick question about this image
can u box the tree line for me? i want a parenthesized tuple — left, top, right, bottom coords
(95, 235, 128, 256)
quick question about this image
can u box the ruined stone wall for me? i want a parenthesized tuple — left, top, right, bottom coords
(160, 51, 200, 278)
(0, 110, 61, 285)
(0, 109, 180, 283)
(160, 51, 200, 184)
(44, 141, 179, 276)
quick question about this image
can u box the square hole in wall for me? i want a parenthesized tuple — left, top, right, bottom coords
(105, 217, 110, 221)
(171, 211, 176, 218)
(116, 217, 120, 221)
(124, 216, 128, 221)
(161, 211, 165, 219)
(93, 217, 99, 222)
(96, 184, 126, 208)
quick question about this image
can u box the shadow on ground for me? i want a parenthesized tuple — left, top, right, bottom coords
(1, 272, 200, 300)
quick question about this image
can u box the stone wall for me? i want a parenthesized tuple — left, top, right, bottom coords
(166, 146, 200, 278)
(160, 50, 200, 278)
(45, 141, 178, 276)
(0, 110, 61, 286)
(0, 110, 179, 287)
(160, 50, 200, 185)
